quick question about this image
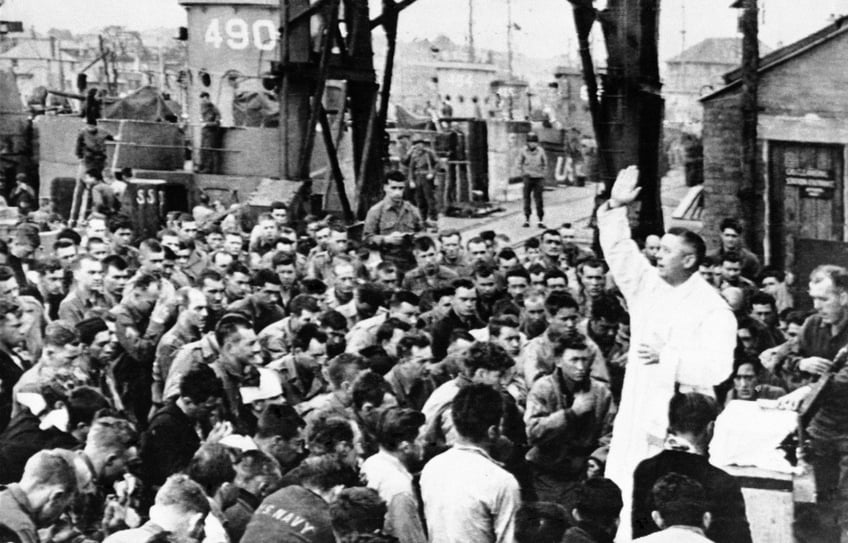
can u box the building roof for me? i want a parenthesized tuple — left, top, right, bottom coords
(666, 37, 771, 66)
(0, 40, 77, 63)
(702, 15, 848, 101)
(666, 38, 745, 65)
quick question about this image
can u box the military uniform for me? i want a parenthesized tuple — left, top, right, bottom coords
(75, 126, 113, 174)
(404, 145, 441, 222)
(441, 253, 472, 276)
(401, 265, 459, 296)
(198, 100, 222, 173)
(363, 197, 423, 273)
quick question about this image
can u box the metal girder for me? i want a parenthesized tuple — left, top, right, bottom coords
(325, 64, 376, 82)
(354, 0, 400, 216)
(319, 104, 354, 222)
(288, 0, 332, 25)
(370, 0, 418, 29)
(276, 0, 394, 222)
(298, 0, 341, 179)
(279, 0, 291, 179)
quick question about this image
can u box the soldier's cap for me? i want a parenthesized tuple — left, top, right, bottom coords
(412, 134, 428, 144)
(527, 132, 539, 142)
(57, 227, 82, 246)
(76, 317, 109, 345)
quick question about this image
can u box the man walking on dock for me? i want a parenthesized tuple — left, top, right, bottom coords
(519, 133, 548, 228)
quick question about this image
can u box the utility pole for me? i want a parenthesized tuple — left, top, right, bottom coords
(48, 36, 55, 89)
(467, 0, 475, 62)
(680, 1, 686, 92)
(158, 39, 165, 91)
(56, 37, 65, 91)
(99, 35, 111, 94)
(736, 0, 760, 253)
(506, 0, 514, 77)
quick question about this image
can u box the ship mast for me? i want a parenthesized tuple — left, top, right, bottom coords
(506, 0, 514, 77)
(467, 0, 475, 62)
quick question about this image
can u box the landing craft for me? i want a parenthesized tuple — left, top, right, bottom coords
(28, 0, 352, 238)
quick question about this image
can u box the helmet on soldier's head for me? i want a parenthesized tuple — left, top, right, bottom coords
(527, 133, 539, 143)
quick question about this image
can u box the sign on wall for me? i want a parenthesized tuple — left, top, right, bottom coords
(785, 167, 835, 199)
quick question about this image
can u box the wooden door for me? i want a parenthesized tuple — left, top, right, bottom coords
(768, 142, 844, 274)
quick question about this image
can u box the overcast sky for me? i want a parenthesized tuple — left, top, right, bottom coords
(2, 0, 848, 61)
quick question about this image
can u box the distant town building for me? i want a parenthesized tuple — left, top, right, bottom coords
(664, 37, 769, 124)
(60, 27, 185, 95)
(0, 28, 184, 107)
(0, 39, 78, 100)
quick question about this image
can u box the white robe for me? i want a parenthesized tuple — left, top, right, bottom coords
(597, 205, 736, 541)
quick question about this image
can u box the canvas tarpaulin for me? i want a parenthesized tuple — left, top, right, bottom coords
(102, 86, 179, 122)
(232, 91, 279, 127)
(395, 104, 434, 130)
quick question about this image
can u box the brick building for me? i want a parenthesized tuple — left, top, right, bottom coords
(701, 16, 848, 289)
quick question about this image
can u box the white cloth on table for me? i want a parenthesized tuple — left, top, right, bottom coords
(710, 399, 797, 473)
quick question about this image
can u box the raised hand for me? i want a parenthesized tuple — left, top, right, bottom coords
(610, 165, 641, 208)
(571, 390, 595, 416)
(776, 385, 812, 411)
(206, 420, 234, 444)
(636, 343, 659, 365)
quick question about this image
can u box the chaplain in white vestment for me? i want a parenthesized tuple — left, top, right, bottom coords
(597, 166, 736, 541)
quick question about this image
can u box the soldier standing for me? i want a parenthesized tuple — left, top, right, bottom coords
(75, 120, 112, 179)
(519, 132, 548, 228)
(363, 171, 423, 274)
(197, 92, 222, 174)
(403, 136, 442, 230)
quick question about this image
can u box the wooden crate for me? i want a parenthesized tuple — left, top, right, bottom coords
(725, 465, 794, 543)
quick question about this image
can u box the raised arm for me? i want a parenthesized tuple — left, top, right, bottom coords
(597, 166, 659, 303)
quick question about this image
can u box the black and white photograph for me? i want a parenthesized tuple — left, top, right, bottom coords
(0, 0, 843, 541)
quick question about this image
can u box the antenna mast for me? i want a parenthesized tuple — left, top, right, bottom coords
(506, 0, 514, 77)
(468, 0, 475, 62)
